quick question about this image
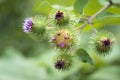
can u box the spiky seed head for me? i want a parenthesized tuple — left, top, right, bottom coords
(54, 54, 72, 71)
(50, 28, 80, 54)
(90, 31, 115, 55)
(55, 10, 69, 27)
(23, 16, 48, 40)
(52, 29, 72, 48)
(49, 9, 75, 28)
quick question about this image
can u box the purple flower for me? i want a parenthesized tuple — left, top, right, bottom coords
(55, 11, 64, 20)
(60, 42, 66, 48)
(55, 60, 65, 70)
(64, 35, 69, 39)
(23, 18, 33, 33)
(52, 36, 56, 41)
(102, 38, 110, 47)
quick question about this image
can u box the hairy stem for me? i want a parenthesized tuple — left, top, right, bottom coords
(78, 0, 114, 30)
(90, 3, 111, 21)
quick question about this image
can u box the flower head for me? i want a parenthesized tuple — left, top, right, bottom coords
(52, 29, 72, 48)
(22, 16, 48, 40)
(49, 9, 75, 28)
(23, 18, 33, 33)
(90, 31, 115, 55)
(54, 54, 72, 71)
(50, 28, 80, 54)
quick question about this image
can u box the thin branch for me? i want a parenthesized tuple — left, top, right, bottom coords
(77, 0, 113, 30)
(90, 3, 111, 21)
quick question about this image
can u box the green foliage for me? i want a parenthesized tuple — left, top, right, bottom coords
(76, 48, 93, 65)
(95, 12, 120, 21)
(33, 1, 52, 15)
(0, 47, 46, 80)
(74, 0, 88, 14)
(88, 66, 120, 80)
(47, 0, 76, 6)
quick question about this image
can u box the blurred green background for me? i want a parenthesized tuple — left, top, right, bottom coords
(0, 0, 120, 80)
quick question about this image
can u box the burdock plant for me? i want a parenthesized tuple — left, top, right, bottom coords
(22, 0, 119, 71)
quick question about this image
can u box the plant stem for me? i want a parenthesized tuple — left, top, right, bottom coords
(90, 3, 111, 21)
(78, 0, 113, 30)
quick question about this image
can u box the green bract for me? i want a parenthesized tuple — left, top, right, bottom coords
(29, 16, 48, 40)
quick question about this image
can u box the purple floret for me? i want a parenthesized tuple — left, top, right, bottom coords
(60, 42, 66, 48)
(52, 36, 56, 41)
(23, 18, 33, 33)
(102, 38, 110, 47)
(55, 60, 65, 70)
(55, 11, 64, 20)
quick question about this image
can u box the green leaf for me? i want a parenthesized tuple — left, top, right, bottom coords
(74, 0, 88, 14)
(112, 0, 120, 8)
(48, 0, 76, 6)
(95, 12, 120, 22)
(111, 0, 120, 3)
(114, 3, 120, 8)
(98, 0, 120, 8)
(76, 48, 93, 65)
(33, 1, 52, 15)
(115, 4, 120, 8)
